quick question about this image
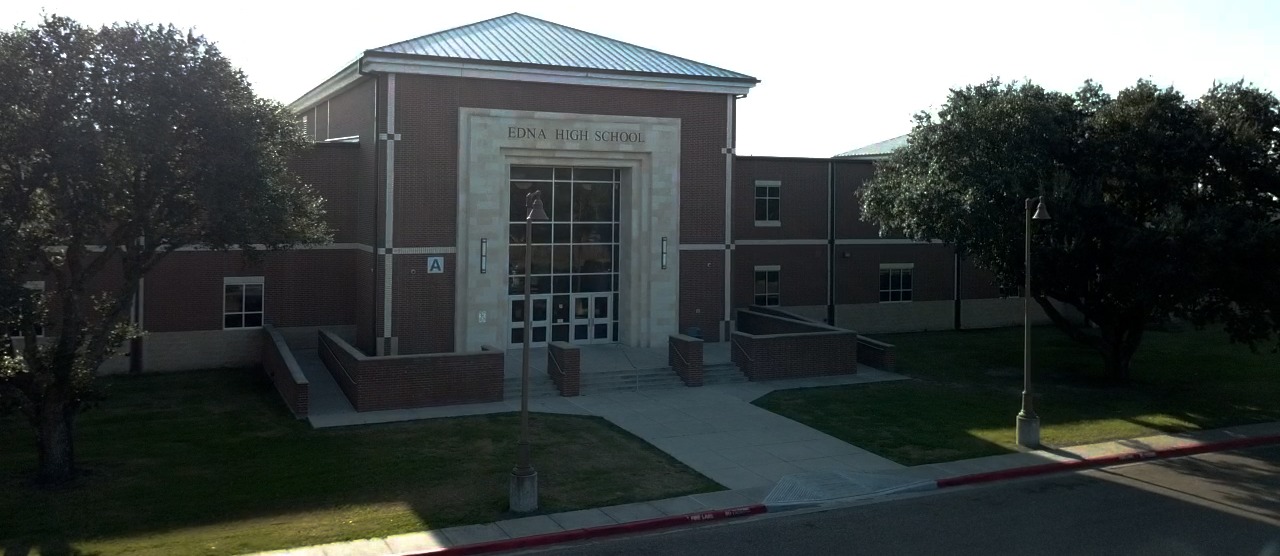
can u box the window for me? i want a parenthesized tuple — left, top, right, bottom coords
(224, 277, 264, 329)
(754, 266, 780, 306)
(754, 180, 780, 225)
(879, 264, 913, 302)
(6, 281, 45, 337)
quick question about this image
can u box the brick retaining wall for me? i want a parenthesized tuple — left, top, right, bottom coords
(669, 334, 704, 386)
(547, 342, 581, 396)
(731, 309, 858, 380)
(318, 331, 503, 411)
(262, 325, 309, 418)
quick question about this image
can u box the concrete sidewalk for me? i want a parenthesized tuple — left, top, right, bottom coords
(307, 365, 909, 488)
(248, 421, 1280, 556)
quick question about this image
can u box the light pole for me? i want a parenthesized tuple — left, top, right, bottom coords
(1017, 196, 1050, 448)
(511, 189, 547, 512)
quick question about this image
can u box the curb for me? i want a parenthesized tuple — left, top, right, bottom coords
(936, 433, 1280, 488)
(405, 505, 766, 556)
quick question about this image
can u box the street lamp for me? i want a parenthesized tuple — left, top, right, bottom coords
(511, 189, 548, 512)
(1017, 196, 1050, 448)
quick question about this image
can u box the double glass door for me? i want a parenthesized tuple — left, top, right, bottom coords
(508, 166, 621, 348)
(508, 293, 615, 346)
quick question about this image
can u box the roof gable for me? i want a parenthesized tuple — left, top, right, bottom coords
(370, 13, 757, 83)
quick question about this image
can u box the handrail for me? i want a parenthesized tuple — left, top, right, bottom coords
(318, 335, 357, 385)
(549, 350, 565, 379)
(731, 337, 754, 362)
(671, 342, 691, 368)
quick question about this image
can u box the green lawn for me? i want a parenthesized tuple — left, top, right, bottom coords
(0, 369, 718, 556)
(755, 325, 1280, 466)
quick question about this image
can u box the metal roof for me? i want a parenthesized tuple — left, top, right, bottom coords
(834, 134, 910, 159)
(370, 13, 757, 83)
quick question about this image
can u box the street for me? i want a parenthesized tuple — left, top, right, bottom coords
(527, 445, 1280, 556)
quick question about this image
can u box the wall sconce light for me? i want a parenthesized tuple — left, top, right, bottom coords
(661, 237, 668, 270)
(480, 238, 488, 274)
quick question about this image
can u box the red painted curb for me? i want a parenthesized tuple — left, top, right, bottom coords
(936, 433, 1280, 488)
(408, 504, 766, 556)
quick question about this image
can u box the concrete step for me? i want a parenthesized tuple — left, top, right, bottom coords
(702, 363, 748, 384)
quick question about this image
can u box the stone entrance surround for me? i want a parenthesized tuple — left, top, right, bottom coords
(455, 108, 682, 352)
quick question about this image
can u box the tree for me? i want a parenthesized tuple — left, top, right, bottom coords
(0, 16, 329, 485)
(861, 78, 1280, 381)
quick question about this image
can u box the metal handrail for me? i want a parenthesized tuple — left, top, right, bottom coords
(318, 335, 357, 385)
(731, 337, 754, 362)
(670, 342, 691, 368)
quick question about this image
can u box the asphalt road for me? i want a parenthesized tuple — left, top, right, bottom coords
(527, 445, 1280, 556)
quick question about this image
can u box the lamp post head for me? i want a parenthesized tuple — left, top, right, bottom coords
(1032, 198, 1051, 221)
(526, 191, 549, 221)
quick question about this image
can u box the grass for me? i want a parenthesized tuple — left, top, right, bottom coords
(755, 325, 1280, 466)
(0, 368, 719, 556)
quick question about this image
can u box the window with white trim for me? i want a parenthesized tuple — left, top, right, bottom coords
(754, 265, 780, 306)
(879, 264, 913, 303)
(224, 277, 264, 329)
(754, 180, 780, 226)
(6, 281, 45, 337)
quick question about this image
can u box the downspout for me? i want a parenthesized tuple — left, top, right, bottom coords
(368, 63, 380, 355)
(826, 160, 835, 326)
(722, 94, 736, 340)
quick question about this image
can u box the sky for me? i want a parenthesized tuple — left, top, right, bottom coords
(5, 0, 1280, 157)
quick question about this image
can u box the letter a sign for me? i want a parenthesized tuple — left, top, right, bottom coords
(427, 256, 445, 274)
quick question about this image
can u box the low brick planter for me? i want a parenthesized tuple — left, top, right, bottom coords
(317, 331, 503, 411)
(731, 308, 858, 381)
(669, 334, 704, 386)
(547, 342, 581, 396)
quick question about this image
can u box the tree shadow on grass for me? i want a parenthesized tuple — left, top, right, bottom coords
(0, 368, 718, 555)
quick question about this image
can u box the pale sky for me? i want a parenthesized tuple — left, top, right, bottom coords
(6, 0, 1279, 157)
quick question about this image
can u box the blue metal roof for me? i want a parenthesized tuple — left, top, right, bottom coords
(834, 134, 910, 158)
(370, 13, 757, 82)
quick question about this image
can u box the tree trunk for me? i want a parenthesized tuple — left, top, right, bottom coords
(36, 391, 76, 485)
(1099, 319, 1145, 383)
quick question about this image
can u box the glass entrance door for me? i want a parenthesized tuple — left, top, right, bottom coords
(508, 166, 621, 348)
(509, 295, 550, 346)
(571, 294, 613, 344)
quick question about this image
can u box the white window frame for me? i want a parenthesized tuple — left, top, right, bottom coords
(223, 276, 265, 330)
(879, 263, 914, 303)
(7, 281, 45, 338)
(754, 180, 781, 227)
(753, 265, 781, 306)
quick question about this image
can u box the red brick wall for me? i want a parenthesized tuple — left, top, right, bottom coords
(679, 250, 725, 340)
(291, 143, 360, 244)
(668, 334, 704, 386)
(392, 253, 455, 354)
(832, 161, 882, 239)
(318, 329, 360, 405)
(318, 330, 502, 411)
(832, 243, 956, 304)
(262, 326, 308, 417)
(355, 249, 376, 354)
(144, 250, 356, 333)
(730, 309, 858, 380)
(733, 157, 828, 241)
(733, 244, 828, 308)
(547, 342, 580, 396)
(730, 330, 858, 380)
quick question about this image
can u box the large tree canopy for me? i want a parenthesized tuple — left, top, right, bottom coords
(861, 79, 1280, 380)
(0, 16, 329, 484)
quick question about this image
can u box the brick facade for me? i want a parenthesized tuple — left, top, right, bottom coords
(317, 331, 503, 411)
(730, 309, 858, 380)
(547, 342, 581, 397)
(668, 334, 704, 387)
(262, 325, 309, 418)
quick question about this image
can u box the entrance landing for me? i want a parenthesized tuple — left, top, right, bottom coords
(502, 342, 731, 379)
